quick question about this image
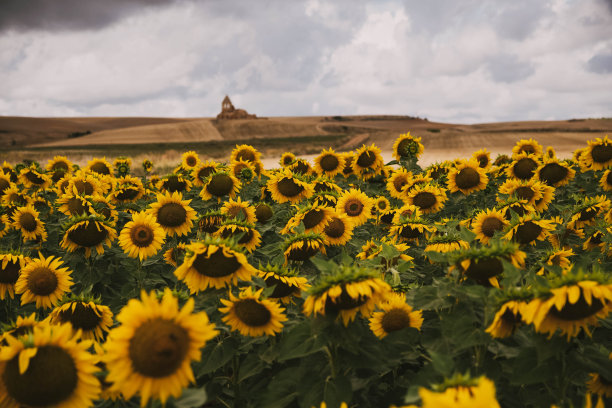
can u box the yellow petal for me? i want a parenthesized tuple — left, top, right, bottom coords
(19, 347, 38, 374)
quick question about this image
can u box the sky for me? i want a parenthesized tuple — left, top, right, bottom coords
(0, 0, 611, 124)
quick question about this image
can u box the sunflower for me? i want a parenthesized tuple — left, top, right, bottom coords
(599, 169, 612, 192)
(214, 221, 262, 253)
(506, 153, 541, 180)
(61, 215, 117, 257)
(503, 214, 555, 246)
(56, 192, 94, 217)
(387, 168, 413, 199)
(142, 158, 153, 174)
(496, 196, 535, 221)
(14, 253, 73, 309)
(418, 375, 501, 408)
(267, 169, 314, 204)
(283, 232, 327, 262)
(568, 195, 611, 230)
(281, 203, 334, 235)
(0, 322, 100, 408)
(0, 173, 11, 196)
(447, 160, 489, 195)
(46, 155, 73, 181)
(220, 287, 287, 337)
(49, 297, 114, 341)
(104, 288, 218, 406)
(191, 160, 220, 186)
(181, 150, 200, 170)
(404, 184, 447, 214)
(391, 204, 423, 224)
(452, 241, 526, 287)
(255, 202, 274, 224)
(230, 158, 256, 182)
(158, 173, 192, 194)
(257, 264, 310, 304)
(231, 144, 262, 164)
(1, 184, 30, 210)
(498, 178, 544, 206)
(280, 152, 297, 167)
(66, 172, 104, 196)
(200, 170, 241, 202)
(356, 239, 413, 265)
(18, 165, 51, 190)
(11, 205, 47, 242)
(111, 175, 146, 203)
(587, 353, 612, 399)
(512, 138, 543, 158)
(425, 235, 469, 254)
(521, 270, 612, 339)
(534, 157, 575, 187)
(119, 211, 166, 261)
(373, 196, 391, 216)
(336, 188, 373, 227)
(90, 194, 118, 222)
(341, 152, 356, 177)
(369, 292, 423, 338)
(579, 135, 612, 171)
(113, 156, 132, 176)
(533, 183, 555, 213)
(582, 228, 608, 252)
(163, 242, 187, 268)
(471, 148, 492, 169)
(147, 191, 196, 237)
(0, 313, 39, 344)
(314, 148, 345, 177)
(538, 248, 574, 275)
(0, 253, 26, 300)
(31, 196, 52, 216)
(221, 197, 257, 224)
(303, 265, 391, 326)
(389, 216, 436, 245)
(472, 208, 508, 244)
(393, 132, 424, 161)
(321, 212, 355, 246)
(174, 237, 257, 292)
(288, 158, 314, 176)
(85, 157, 112, 175)
(485, 298, 530, 338)
(426, 162, 451, 181)
(352, 144, 384, 180)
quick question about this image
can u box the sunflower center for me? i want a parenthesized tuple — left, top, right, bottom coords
(464, 257, 504, 281)
(397, 139, 415, 157)
(549, 294, 604, 321)
(481, 217, 504, 237)
(24, 170, 45, 185)
(51, 170, 66, 183)
(412, 192, 436, 209)
(129, 318, 189, 378)
(589, 232, 603, 246)
(130, 225, 155, 248)
(519, 145, 536, 155)
(255, 204, 273, 223)
(116, 186, 141, 200)
(67, 221, 109, 247)
(236, 150, 256, 162)
(455, 168, 480, 189)
(515, 186, 535, 201)
(325, 288, 368, 312)
(27, 267, 58, 296)
(0, 178, 9, 193)
(277, 178, 304, 197)
(514, 221, 542, 244)
(3, 345, 78, 406)
(400, 226, 421, 239)
(58, 303, 102, 331)
(591, 144, 612, 163)
(73, 180, 95, 195)
(381, 308, 411, 333)
(477, 155, 489, 168)
(286, 242, 320, 261)
(282, 155, 295, 166)
(356, 151, 376, 167)
(303, 209, 325, 229)
(221, 227, 254, 245)
(539, 163, 568, 185)
(320, 154, 339, 171)
(51, 161, 69, 171)
(324, 217, 345, 238)
(501, 308, 522, 326)
(67, 197, 89, 215)
(192, 249, 241, 277)
(377, 201, 387, 210)
(578, 208, 598, 221)
(513, 158, 537, 180)
(0, 259, 20, 283)
(265, 276, 297, 298)
(19, 212, 37, 232)
(393, 176, 408, 193)
(197, 166, 215, 182)
(233, 298, 272, 327)
(344, 199, 364, 216)
(206, 174, 234, 197)
(158, 203, 187, 227)
(90, 162, 110, 175)
(186, 156, 197, 167)
(292, 161, 310, 175)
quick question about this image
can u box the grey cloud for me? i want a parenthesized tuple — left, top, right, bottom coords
(486, 54, 534, 83)
(587, 53, 612, 74)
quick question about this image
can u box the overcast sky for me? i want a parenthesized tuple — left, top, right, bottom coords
(0, 0, 611, 123)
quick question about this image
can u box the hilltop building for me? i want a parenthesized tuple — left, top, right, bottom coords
(216, 95, 256, 120)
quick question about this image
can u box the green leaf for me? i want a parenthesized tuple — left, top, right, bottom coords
(197, 337, 239, 375)
(324, 375, 353, 408)
(170, 388, 207, 408)
(277, 321, 326, 362)
(428, 350, 454, 377)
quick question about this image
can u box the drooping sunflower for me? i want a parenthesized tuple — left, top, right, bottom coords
(568, 195, 611, 230)
(532, 183, 555, 213)
(498, 178, 544, 207)
(281, 203, 334, 235)
(231, 144, 262, 164)
(512, 138, 543, 158)
(214, 221, 262, 253)
(283, 232, 327, 262)
(61, 215, 117, 257)
(418, 375, 501, 408)
(230, 158, 256, 182)
(426, 161, 451, 181)
(18, 164, 51, 190)
(386, 168, 413, 199)
(14, 253, 73, 309)
(0, 253, 26, 300)
(119, 211, 166, 261)
(85, 157, 113, 175)
(369, 292, 423, 338)
(336, 188, 373, 226)
(521, 269, 612, 339)
(200, 170, 242, 202)
(452, 241, 526, 287)
(391, 204, 423, 224)
(352, 144, 385, 180)
(586, 353, 612, 399)
(104, 288, 218, 406)
(158, 173, 192, 194)
(496, 196, 536, 221)
(506, 153, 541, 180)
(181, 150, 200, 170)
(220, 197, 257, 224)
(356, 238, 413, 266)
(56, 192, 93, 217)
(66, 171, 104, 196)
(254, 202, 274, 224)
(257, 264, 310, 304)
(174, 237, 257, 292)
(534, 157, 575, 187)
(191, 160, 220, 187)
(471, 148, 492, 169)
(321, 212, 355, 246)
(303, 265, 391, 326)
(48, 296, 114, 341)
(0, 322, 100, 408)
(147, 191, 196, 237)
(280, 152, 297, 167)
(11, 205, 47, 242)
(111, 175, 146, 203)
(404, 184, 448, 214)
(579, 135, 612, 171)
(46, 155, 73, 182)
(220, 287, 288, 337)
(424, 235, 469, 254)
(447, 160, 489, 195)
(503, 214, 555, 246)
(485, 295, 531, 339)
(599, 169, 612, 192)
(314, 148, 345, 177)
(471, 208, 508, 244)
(313, 177, 342, 194)
(267, 169, 314, 204)
(393, 132, 424, 161)
(389, 215, 436, 245)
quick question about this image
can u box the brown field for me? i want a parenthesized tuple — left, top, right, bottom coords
(0, 115, 610, 171)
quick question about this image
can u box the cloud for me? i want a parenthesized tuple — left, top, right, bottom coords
(587, 53, 612, 74)
(486, 54, 535, 83)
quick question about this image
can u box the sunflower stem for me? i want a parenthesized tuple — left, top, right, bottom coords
(232, 354, 240, 400)
(324, 345, 337, 378)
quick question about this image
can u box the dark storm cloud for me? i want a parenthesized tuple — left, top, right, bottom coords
(0, 0, 181, 32)
(587, 53, 612, 74)
(486, 54, 534, 83)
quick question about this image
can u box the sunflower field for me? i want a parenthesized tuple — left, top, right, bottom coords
(0, 133, 612, 408)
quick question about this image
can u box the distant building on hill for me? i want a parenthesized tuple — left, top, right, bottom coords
(216, 95, 256, 120)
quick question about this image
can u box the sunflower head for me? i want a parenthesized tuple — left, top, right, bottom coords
(406, 184, 448, 214)
(197, 210, 226, 234)
(280, 152, 297, 167)
(85, 157, 112, 175)
(220, 287, 288, 337)
(0, 313, 39, 344)
(535, 157, 575, 187)
(267, 169, 314, 204)
(148, 191, 196, 236)
(112, 175, 146, 203)
(221, 196, 257, 224)
(512, 138, 543, 158)
(49, 295, 114, 341)
(283, 232, 327, 262)
(314, 148, 345, 177)
(113, 156, 131, 176)
(258, 263, 310, 303)
(579, 135, 612, 171)
(447, 160, 489, 195)
(0, 252, 27, 300)
(11, 205, 47, 243)
(506, 153, 541, 180)
(119, 211, 166, 261)
(231, 144, 261, 164)
(18, 164, 51, 190)
(471, 148, 491, 169)
(485, 292, 532, 339)
(288, 158, 314, 176)
(393, 132, 424, 161)
(419, 374, 501, 408)
(201, 170, 242, 202)
(369, 292, 423, 338)
(15, 253, 73, 309)
(254, 202, 274, 224)
(180, 150, 200, 170)
(214, 220, 262, 253)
